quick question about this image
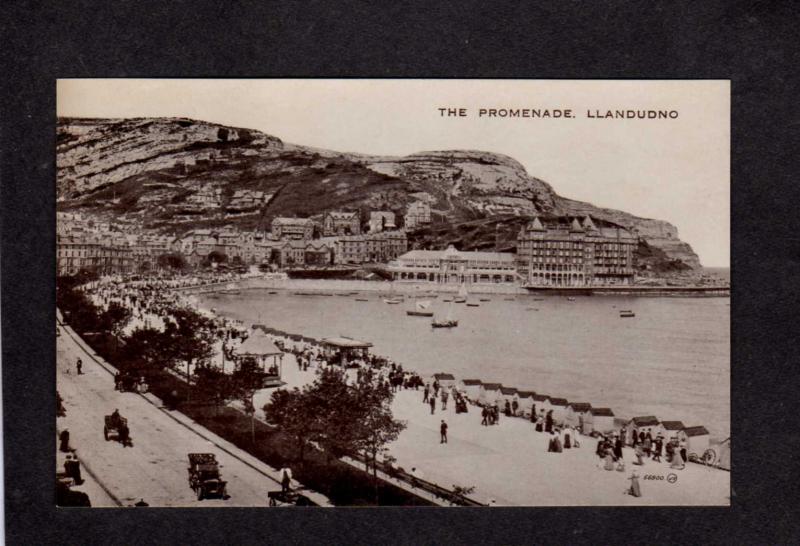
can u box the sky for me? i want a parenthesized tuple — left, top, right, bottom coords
(57, 79, 730, 267)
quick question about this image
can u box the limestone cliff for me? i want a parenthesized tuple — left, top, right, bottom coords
(56, 117, 702, 270)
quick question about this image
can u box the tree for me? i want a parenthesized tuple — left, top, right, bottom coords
(350, 377, 406, 502)
(119, 327, 170, 379)
(157, 253, 187, 271)
(263, 387, 321, 464)
(230, 357, 268, 442)
(162, 308, 217, 389)
(101, 301, 131, 340)
(193, 363, 235, 415)
(207, 251, 227, 265)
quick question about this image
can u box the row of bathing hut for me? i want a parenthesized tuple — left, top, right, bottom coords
(432, 373, 712, 455)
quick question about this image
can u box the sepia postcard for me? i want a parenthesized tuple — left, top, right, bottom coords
(54, 79, 730, 507)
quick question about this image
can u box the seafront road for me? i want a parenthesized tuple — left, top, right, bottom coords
(56, 320, 331, 507)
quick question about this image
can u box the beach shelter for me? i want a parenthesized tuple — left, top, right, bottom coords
(626, 416, 660, 445)
(459, 379, 483, 401)
(531, 394, 549, 418)
(679, 426, 711, 457)
(498, 387, 518, 413)
(565, 402, 592, 430)
(320, 336, 373, 366)
(516, 391, 535, 417)
(657, 420, 685, 441)
(236, 329, 284, 380)
(478, 383, 502, 406)
(432, 373, 456, 389)
(546, 397, 569, 425)
(587, 407, 615, 435)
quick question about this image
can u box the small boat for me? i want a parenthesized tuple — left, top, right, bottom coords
(431, 319, 458, 328)
(454, 282, 468, 303)
(619, 310, 636, 318)
(384, 297, 403, 305)
(432, 298, 457, 328)
(336, 293, 350, 297)
(442, 298, 453, 303)
(466, 302, 480, 307)
(407, 299, 434, 317)
(355, 298, 369, 302)
(479, 298, 491, 302)
(268, 291, 277, 295)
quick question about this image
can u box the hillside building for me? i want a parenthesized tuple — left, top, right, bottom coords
(369, 211, 397, 233)
(333, 230, 407, 265)
(323, 211, 360, 236)
(271, 217, 314, 240)
(57, 234, 134, 275)
(516, 215, 637, 288)
(404, 201, 432, 229)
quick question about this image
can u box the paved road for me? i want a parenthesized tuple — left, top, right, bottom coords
(56, 324, 287, 507)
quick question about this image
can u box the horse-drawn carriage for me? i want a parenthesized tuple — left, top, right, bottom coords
(104, 413, 132, 447)
(187, 453, 228, 501)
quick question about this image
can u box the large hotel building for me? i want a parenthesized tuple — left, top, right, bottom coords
(515, 216, 637, 287)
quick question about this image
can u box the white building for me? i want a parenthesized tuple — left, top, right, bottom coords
(388, 245, 517, 285)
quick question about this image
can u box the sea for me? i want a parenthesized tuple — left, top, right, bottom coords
(200, 277, 730, 439)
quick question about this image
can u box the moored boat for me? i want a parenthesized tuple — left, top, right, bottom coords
(619, 310, 636, 318)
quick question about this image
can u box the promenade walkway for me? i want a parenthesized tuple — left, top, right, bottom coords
(56, 319, 332, 507)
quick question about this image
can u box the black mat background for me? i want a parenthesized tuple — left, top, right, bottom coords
(2, 1, 798, 544)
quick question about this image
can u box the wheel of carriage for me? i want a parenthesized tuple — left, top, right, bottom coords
(197, 488, 204, 501)
(103, 426, 109, 441)
(702, 448, 717, 466)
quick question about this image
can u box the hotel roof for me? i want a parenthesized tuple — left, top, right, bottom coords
(499, 387, 518, 395)
(548, 397, 569, 406)
(568, 402, 592, 412)
(590, 407, 615, 416)
(461, 379, 482, 386)
(481, 383, 502, 391)
(433, 373, 455, 380)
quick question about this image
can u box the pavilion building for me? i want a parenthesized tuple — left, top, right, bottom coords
(388, 245, 518, 285)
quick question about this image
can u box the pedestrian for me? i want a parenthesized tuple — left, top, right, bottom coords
(429, 396, 436, 415)
(441, 391, 448, 410)
(280, 467, 293, 494)
(134, 498, 150, 507)
(679, 438, 688, 467)
(440, 420, 448, 444)
(59, 429, 70, 452)
(626, 471, 642, 497)
(545, 410, 553, 433)
(65, 454, 83, 485)
(643, 435, 652, 458)
(633, 443, 645, 466)
(423, 385, 429, 403)
(481, 406, 488, 426)
(653, 435, 663, 462)
(76, 358, 83, 375)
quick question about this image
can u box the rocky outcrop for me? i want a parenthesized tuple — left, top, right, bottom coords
(56, 117, 702, 270)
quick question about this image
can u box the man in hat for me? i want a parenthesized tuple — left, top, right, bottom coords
(653, 435, 664, 462)
(440, 420, 448, 444)
(76, 358, 83, 375)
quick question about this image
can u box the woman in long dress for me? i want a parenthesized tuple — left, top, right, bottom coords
(627, 471, 642, 497)
(604, 449, 615, 471)
(563, 427, 572, 449)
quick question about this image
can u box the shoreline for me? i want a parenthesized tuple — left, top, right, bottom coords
(175, 276, 730, 298)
